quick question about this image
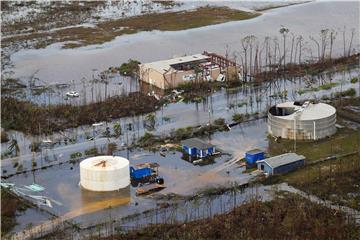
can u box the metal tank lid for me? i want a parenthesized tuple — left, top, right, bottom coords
(80, 156, 129, 171)
(273, 101, 336, 121)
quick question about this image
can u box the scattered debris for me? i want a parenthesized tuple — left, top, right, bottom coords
(24, 183, 45, 192)
(136, 183, 166, 196)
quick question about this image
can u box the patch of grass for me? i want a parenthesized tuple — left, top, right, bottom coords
(266, 120, 360, 210)
(335, 88, 356, 98)
(297, 82, 339, 94)
(1, 188, 29, 236)
(319, 82, 339, 90)
(232, 113, 243, 122)
(270, 154, 360, 210)
(84, 147, 98, 156)
(3, 6, 260, 50)
(137, 132, 161, 147)
(350, 77, 358, 84)
(70, 152, 82, 159)
(268, 127, 360, 163)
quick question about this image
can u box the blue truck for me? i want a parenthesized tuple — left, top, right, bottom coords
(130, 166, 154, 181)
(130, 163, 163, 187)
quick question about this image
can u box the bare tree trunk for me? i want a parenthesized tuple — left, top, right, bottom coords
(264, 37, 269, 71)
(342, 26, 346, 57)
(329, 30, 336, 60)
(320, 29, 329, 61)
(249, 38, 253, 77)
(273, 38, 278, 66)
(241, 37, 251, 81)
(290, 33, 295, 64)
(348, 28, 355, 56)
(294, 37, 299, 64)
(298, 36, 303, 64)
(254, 43, 259, 74)
(310, 36, 321, 61)
(240, 55, 245, 81)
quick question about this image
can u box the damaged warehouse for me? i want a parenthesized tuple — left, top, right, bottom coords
(139, 51, 242, 89)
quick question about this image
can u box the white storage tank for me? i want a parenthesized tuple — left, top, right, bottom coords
(80, 156, 130, 191)
(268, 101, 336, 140)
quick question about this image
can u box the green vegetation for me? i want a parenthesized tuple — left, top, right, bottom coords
(266, 108, 360, 210)
(176, 79, 243, 103)
(256, 53, 360, 82)
(335, 88, 356, 98)
(297, 82, 339, 95)
(137, 118, 229, 148)
(279, 155, 360, 210)
(319, 82, 339, 90)
(213, 118, 226, 126)
(269, 128, 360, 163)
(3, 6, 260, 50)
(84, 147, 98, 156)
(70, 152, 82, 159)
(1, 93, 158, 135)
(113, 123, 122, 137)
(1, 188, 29, 236)
(137, 132, 161, 147)
(118, 59, 140, 76)
(232, 113, 243, 122)
(100, 193, 359, 240)
(350, 76, 358, 84)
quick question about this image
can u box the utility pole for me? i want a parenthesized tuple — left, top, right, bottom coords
(294, 117, 296, 152)
(126, 123, 130, 160)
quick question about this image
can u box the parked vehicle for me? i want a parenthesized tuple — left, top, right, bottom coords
(66, 91, 79, 97)
(130, 162, 164, 188)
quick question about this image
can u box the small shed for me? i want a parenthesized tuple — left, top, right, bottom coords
(245, 149, 265, 164)
(257, 153, 305, 175)
(181, 138, 215, 158)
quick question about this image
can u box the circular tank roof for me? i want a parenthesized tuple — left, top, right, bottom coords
(80, 156, 130, 191)
(80, 156, 129, 171)
(270, 102, 336, 121)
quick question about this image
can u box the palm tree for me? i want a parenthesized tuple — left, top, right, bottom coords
(8, 139, 20, 156)
(279, 26, 289, 68)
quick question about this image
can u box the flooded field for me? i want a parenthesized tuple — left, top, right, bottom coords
(1, 68, 358, 163)
(1, 1, 360, 238)
(6, 1, 359, 88)
(4, 144, 251, 228)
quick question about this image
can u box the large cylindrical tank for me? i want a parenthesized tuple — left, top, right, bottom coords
(80, 156, 130, 191)
(268, 101, 336, 140)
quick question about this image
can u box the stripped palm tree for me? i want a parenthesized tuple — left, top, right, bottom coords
(8, 139, 20, 156)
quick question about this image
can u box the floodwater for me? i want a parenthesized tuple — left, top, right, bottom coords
(5, 143, 251, 228)
(3, 69, 359, 155)
(2, 1, 360, 237)
(1, 67, 358, 167)
(8, 1, 359, 87)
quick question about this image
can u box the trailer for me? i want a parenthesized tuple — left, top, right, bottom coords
(136, 183, 166, 196)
